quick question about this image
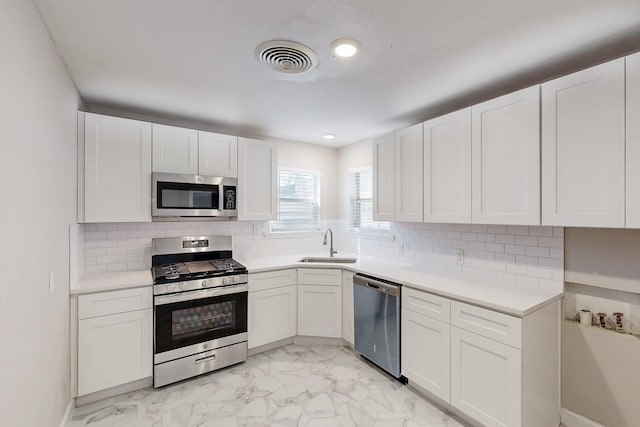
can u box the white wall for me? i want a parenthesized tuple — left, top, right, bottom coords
(275, 139, 339, 219)
(0, 1, 80, 426)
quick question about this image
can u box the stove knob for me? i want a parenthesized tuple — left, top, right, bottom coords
(178, 283, 185, 290)
(167, 284, 176, 292)
(233, 276, 239, 283)
(223, 277, 231, 285)
(201, 280, 208, 288)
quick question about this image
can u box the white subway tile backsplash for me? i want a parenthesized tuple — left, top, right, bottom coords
(525, 246, 550, 257)
(515, 235, 538, 246)
(80, 222, 564, 292)
(507, 225, 529, 235)
(538, 236, 563, 248)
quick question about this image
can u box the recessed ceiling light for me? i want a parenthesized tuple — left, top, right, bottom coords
(323, 133, 336, 140)
(331, 38, 361, 58)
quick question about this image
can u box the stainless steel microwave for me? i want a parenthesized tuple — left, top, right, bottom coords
(152, 173, 237, 218)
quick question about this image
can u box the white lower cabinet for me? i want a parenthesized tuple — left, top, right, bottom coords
(450, 326, 522, 427)
(402, 308, 450, 401)
(342, 271, 355, 345)
(248, 285, 297, 349)
(248, 269, 297, 349)
(298, 285, 342, 337)
(77, 287, 152, 396)
(401, 287, 560, 427)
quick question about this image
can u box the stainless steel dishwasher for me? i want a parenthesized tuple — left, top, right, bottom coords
(353, 273, 402, 379)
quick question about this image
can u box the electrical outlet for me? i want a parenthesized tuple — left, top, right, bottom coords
(455, 249, 464, 264)
(252, 224, 260, 235)
(397, 243, 404, 255)
(49, 271, 55, 293)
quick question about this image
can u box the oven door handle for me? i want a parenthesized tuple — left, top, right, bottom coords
(154, 283, 248, 305)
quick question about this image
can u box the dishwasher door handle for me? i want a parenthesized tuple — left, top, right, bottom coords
(354, 274, 400, 297)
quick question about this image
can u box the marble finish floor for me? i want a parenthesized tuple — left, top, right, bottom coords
(67, 344, 466, 427)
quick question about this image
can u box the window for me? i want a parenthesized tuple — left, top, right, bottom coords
(271, 168, 321, 231)
(350, 167, 390, 232)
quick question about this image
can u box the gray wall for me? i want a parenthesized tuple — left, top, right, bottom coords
(0, 1, 80, 425)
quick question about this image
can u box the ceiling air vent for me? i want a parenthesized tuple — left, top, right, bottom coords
(255, 40, 318, 74)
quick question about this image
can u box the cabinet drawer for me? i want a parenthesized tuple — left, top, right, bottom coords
(403, 287, 450, 323)
(297, 268, 341, 286)
(451, 301, 522, 348)
(249, 269, 297, 292)
(78, 287, 152, 320)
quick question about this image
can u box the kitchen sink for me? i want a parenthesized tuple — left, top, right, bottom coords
(298, 257, 358, 264)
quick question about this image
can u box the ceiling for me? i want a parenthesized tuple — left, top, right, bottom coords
(34, 0, 640, 146)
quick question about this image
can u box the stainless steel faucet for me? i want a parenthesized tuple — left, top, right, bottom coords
(323, 228, 338, 257)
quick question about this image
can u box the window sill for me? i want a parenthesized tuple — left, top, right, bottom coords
(266, 230, 323, 239)
(347, 230, 395, 242)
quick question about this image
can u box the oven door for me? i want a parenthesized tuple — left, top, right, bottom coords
(154, 284, 247, 358)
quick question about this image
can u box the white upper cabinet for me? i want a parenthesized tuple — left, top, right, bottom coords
(237, 137, 277, 221)
(79, 112, 152, 223)
(372, 133, 396, 221)
(423, 108, 472, 223)
(472, 86, 541, 225)
(395, 123, 424, 222)
(152, 124, 198, 174)
(542, 59, 625, 227)
(627, 53, 640, 228)
(198, 131, 238, 177)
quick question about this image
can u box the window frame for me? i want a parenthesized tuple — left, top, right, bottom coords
(349, 166, 391, 234)
(270, 167, 322, 233)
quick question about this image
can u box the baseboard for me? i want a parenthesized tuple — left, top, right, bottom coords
(58, 399, 73, 427)
(248, 337, 295, 356)
(75, 377, 152, 407)
(294, 335, 345, 346)
(407, 381, 482, 427)
(561, 408, 605, 427)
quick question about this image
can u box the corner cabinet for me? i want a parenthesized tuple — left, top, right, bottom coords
(297, 269, 342, 338)
(372, 132, 396, 221)
(238, 138, 277, 221)
(628, 53, 640, 228)
(423, 108, 472, 223)
(471, 86, 541, 225)
(541, 58, 625, 227)
(248, 269, 297, 349)
(395, 123, 424, 222)
(78, 112, 152, 223)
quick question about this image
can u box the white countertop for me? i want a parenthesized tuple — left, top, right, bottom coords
(238, 253, 563, 317)
(71, 253, 562, 316)
(71, 270, 153, 295)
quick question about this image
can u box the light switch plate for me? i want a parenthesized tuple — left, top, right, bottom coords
(49, 271, 55, 293)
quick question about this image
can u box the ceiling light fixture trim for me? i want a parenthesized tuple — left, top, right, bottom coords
(255, 40, 318, 74)
(331, 38, 361, 58)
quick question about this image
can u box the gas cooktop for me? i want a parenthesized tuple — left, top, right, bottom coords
(152, 258, 247, 284)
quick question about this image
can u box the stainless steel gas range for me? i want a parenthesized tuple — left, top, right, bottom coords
(151, 235, 247, 388)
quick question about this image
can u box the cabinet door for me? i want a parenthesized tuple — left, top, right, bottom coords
(472, 86, 540, 225)
(248, 285, 296, 349)
(451, 327, 522, 427)
(424, 108, 472, 223)
(627, 53, 640, 228)
(542, 59, 625, 227)
(342, 271, 355, 345)
(298, 285, 342, 338)
(78, 309, 152, 396)
(237, 138, 277, 220)
(198, 131, 238, 177)
(152, 124, 198, 174)
(372, 133, 395, 221)
(82, 113, 152, 223)
(395, 123, 424, 222)
(402, 309, 450, 402)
